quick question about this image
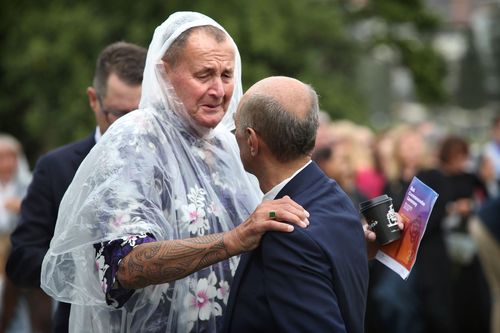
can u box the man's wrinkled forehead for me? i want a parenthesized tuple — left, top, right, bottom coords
(172, 30, 236, 78)
(164, 25, 229, 67)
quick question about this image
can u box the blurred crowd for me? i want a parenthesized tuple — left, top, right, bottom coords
(313, 113, 500, 333)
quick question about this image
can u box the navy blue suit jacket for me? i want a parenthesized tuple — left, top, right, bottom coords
(222, 162, 369, 333)
(6, 133, 95, 333)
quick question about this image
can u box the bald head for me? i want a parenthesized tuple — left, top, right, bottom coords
(237, 76, 319, 163)
(244, 76, 312, 119)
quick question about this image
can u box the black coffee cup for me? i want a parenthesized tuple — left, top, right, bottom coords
(359, 194, 401, 246)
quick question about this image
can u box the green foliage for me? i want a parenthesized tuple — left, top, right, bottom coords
(352, 0, 447, 105)
(396, 39, 448, 103)
(455, 28, 488, 109)
(0, 0, 445, 164)
(1, 3, 109, 160)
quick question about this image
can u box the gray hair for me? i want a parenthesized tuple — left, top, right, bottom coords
(238, 85, 319, 163)
(0, 133, 22, 155)
(162, 25, 227, 68)
(93, 42, 147, 99)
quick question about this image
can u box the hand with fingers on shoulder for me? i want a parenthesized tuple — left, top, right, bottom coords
(225, 195, 309, 255)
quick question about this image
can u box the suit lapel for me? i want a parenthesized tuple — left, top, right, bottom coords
(74, 133, 96, 158)
(70, 133, 95, 170)
(222, 251, 252, 332)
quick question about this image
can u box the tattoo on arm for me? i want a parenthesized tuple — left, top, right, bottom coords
(118, 233, 230, 289)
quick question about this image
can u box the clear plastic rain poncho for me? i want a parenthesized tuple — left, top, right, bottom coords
(41, 11, 262, 333)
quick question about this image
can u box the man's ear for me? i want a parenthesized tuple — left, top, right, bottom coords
(246, 127, 259, 157)
(87, 87, 98, 114)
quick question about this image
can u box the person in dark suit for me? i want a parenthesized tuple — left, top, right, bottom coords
(5, 41, 146, 333)
(224, 76, 369, 333)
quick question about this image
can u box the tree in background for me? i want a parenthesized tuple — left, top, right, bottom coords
(348, 0, 450, 132)
(350, 0, 447, 105)
(455, 28, 488, 110)
(0, 0, 445, 165)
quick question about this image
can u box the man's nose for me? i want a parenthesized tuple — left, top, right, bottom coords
(209, 77, 224, 97)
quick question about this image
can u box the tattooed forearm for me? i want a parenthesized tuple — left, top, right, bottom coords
(117, 233, 230, 289)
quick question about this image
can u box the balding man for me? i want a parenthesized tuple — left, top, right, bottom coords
(223, 76, 369, 333)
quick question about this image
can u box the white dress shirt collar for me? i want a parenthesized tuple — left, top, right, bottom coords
(262, 160, 312, 201)
(94, 127, 102, 143)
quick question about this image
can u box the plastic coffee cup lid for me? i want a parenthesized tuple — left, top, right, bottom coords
(359, 194, 391, 212)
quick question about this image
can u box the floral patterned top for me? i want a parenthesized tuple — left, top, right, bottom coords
(94, 233, 156, 308)
(94, 229, 240, 331)
(88, 167, 247, 332)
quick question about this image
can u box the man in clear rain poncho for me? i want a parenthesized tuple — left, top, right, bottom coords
(40, 11, 309, 333)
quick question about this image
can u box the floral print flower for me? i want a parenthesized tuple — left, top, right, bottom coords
(181, 186, 214, 236)
(183, 203, 209, 236)
(207, 201, 222, 218)
(211, 172, 233, 192)
(217, 280, 230, 305)
(187, 186, 207, 207)
(120, 233, 149, 247)
(110, 213, 131, 228)
(185, 273, 222, 323)
(95, 248, 110, 293)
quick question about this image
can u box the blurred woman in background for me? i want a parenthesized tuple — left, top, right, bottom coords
(0, 134, 31, 280)
(0, 133, 33, 333)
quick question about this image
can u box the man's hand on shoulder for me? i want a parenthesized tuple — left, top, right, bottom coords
(225, 196, 309, 255)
